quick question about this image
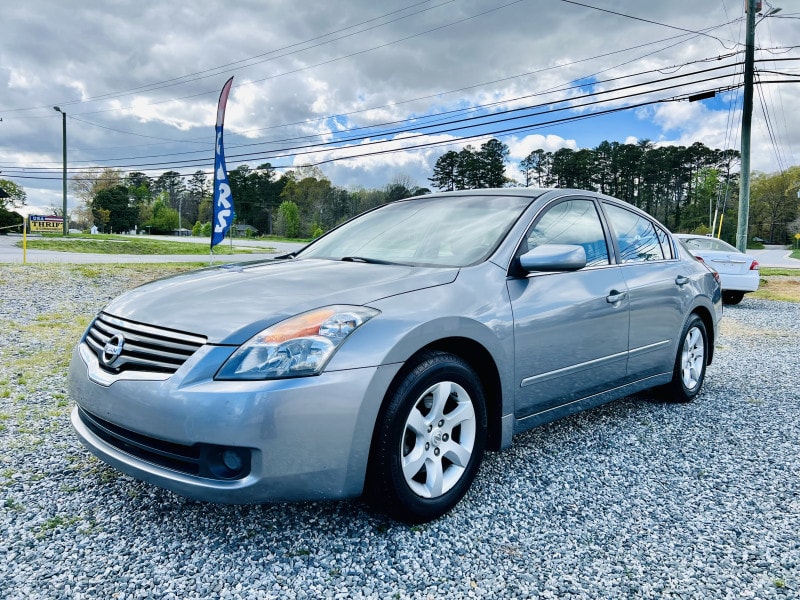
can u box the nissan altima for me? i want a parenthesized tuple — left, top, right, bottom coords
(69, 188, 722, 523)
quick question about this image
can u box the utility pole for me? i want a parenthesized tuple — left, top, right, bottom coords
(54, 106, 68, 236)
(736, 0, 757, 252)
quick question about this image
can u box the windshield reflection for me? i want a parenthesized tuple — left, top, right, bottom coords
(297, 195, 533, 267)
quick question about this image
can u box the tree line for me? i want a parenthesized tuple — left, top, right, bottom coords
(428, 139, 798, 244)
(4, 136, 797, 245)
(65, 165, 429, 239)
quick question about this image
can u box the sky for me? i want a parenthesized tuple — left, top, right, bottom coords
(1, 0, 798, 216)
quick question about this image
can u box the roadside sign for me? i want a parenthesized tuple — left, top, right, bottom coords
(29, 215, 63, 232)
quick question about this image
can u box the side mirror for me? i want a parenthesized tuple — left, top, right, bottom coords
(519, 244, 587, 273)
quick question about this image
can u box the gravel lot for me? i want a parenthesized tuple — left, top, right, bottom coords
(1, 263, 798, 599)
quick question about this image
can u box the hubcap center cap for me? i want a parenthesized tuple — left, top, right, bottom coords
(430, 429, 444, 447)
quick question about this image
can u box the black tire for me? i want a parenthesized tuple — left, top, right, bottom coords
(722, 291, 745, 305)
(366, 351, 487, 523)
(660, 314, 708, 403)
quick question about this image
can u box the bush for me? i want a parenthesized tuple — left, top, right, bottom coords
(0, 208, 23, 232)
(276, 201, 301, 238)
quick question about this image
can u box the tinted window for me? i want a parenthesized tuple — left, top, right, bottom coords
(526, 199, 610, 267)
(603, 203, 664, 263)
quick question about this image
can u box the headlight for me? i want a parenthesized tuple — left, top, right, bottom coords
(216, 306, 379, 380)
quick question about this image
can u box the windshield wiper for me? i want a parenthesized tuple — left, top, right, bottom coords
(340, 256, 398, 265)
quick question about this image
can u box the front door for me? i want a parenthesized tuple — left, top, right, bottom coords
(509, 198, 630, 419)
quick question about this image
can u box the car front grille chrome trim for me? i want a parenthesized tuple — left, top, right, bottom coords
(84, 312, 207, 375)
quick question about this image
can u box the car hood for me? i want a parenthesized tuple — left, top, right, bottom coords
(102, 258, 458, 344)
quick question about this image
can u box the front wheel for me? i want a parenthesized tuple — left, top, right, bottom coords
(659, 314, 708, 403)
(366, 351, 487, 523)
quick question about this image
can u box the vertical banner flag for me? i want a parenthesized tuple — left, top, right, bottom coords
(211, 76, 235, 249)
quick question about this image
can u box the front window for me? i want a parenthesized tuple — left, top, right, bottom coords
(297, 195, 534, 267)
(524, 199, 610, 267)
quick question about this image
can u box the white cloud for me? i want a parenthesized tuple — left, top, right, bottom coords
(506, 134, 577, 161)
(0, 0, 796, 206)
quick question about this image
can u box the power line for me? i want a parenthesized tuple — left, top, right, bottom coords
(4, 56, 795, 181)
(4, 76, 745, 182)
(4, 55, 758, 172)
(558, 0, 737, 48)
(0, 0, 456, 114)
(2, 0, 528, 118)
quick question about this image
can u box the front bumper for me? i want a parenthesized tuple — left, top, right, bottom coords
(69, 343, 401, 503)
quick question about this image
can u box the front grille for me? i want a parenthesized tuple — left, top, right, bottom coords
(78, 408, 250, 480)
(84, 312, 207, 375)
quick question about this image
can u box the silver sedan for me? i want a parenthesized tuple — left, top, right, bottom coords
(69, 189, 722, 522)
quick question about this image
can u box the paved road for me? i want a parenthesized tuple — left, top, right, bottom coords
(0, 233, 305, 264)
(748, 245, 800, 269)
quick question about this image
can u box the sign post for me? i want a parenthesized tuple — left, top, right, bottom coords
(23, 216, 27, 264)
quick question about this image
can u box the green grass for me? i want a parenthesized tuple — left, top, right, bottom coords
(0, 264, 203, 411)
(36, 515, 82, 538)
(261, 234, 312, 244)
(18, 234, 275, 255)
(751, 268, 800, 302)
(4, 497, 24, 511)
(760, 267, 800, 276)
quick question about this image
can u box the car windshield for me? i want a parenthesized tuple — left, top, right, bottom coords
(297, 194, 534, 267)
(681, 236, 740, 253)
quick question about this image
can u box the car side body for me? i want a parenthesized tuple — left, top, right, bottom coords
(69, 188, 722, 522)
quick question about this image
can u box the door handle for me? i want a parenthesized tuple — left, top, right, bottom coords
(606, 290, 627, 304)
(675, 275, 690, 286)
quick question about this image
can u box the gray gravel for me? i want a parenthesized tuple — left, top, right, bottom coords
(1, 263, 798, 599)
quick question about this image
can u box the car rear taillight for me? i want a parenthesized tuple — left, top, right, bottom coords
(749, 260, 759, 270)
(694, 255, 705, 263)
(711, 270, 720, 284)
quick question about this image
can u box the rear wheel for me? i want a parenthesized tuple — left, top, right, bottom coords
(660, 314, 708, 403)
(367, 351, 487, 523)
(722, 291, 745, 305)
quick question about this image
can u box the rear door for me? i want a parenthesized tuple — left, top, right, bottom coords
(509, 197, 630, 418)
(601, 202, 693, 380)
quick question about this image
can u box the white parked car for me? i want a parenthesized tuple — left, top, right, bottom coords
(674, 234, 760, 305)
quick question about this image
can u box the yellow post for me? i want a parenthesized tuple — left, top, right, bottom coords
(23, 216, 27, 264)
(716, 214, 724, 239)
